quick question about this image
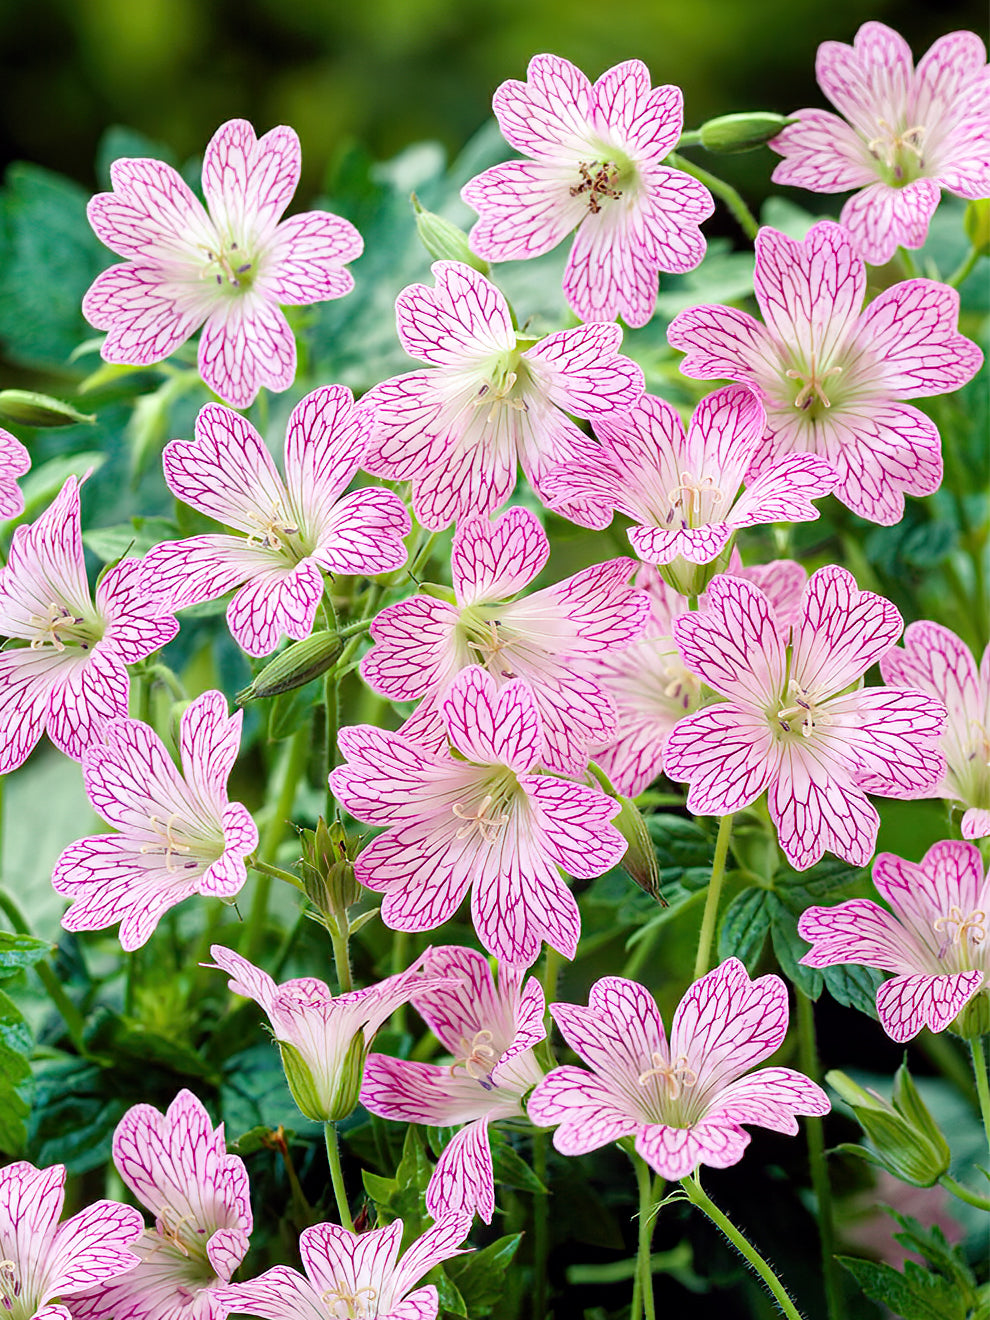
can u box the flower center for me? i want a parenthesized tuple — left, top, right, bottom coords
(866, 119, 927, 184)
(245, 503, 301, 554)
(451, 793, 510, 843)
(0, 1260, 20, 1306)
(27, 600, 95, 652)
(664, 471, 724, 529)
(637, 1052, 698, 1101)
(775, 680, 831, 738)
(200, 240, 255, 290)
(472, 349, 529, 424)
(933, 907, 987, 955)
(449, 1028, 499, 1090)
(139, 813, 203, 874)
(570, 160, 623, 214)
(320, 1284, 378, 1318)
(785, 354, 843, 414)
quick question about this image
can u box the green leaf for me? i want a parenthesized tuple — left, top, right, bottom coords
(83, 1007, 219, 1083)
(887, 1211, 977, 1299)
(717, 886, 772, 970)
(767, 896, 822, 997)
(5, 452, 107, 525)
(0, 931, 51, 979)
(27, 1056, 129, 1173)
(0, 987, 33, 1153)
(491, 1131, 547, 1194)
(268, 676, 324, 741)
(83, 516, 177, 563)
(839, 1255, 970, 1320)
(775, 857, 866, 903)
(444, 1233, 523, 1317)
(821, 964, 883, 1019)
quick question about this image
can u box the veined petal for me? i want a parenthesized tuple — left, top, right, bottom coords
(667, 303, 771, 381)
(752, 223, 866, 362)
(82, 262, 208, 364)
(528, 1066, 640, 1152)
(464, 159, 585, 264)
(452, 507, 548, 605)
(769, 740, 879, 870)
(310, 486, 410, 576)
(361, 596, 465, 702)
(425, 1118, 496, 1224)
(830, 687, 945, 796)
(550, 977, 668, 1098)
(216, 1264, 330, 1320)
(769, 110, 877, 192)
(712, 1067, 829, 1133)
(855, 280, 982, 396)
(838, 179, 940, 265)
(283, 384, 368, 522)
(202, 119, 300, 245)
(90, 156, 214, 260)
(442, 668, 541, 772)
(395, 261, 515, 365)
(663, 705, 780, 816)
(790, 565, 902, 694)
(673, 574, 786, 707)
(876, 972, 984, 1042)
(815, 22, 914, 139)
(798, 897, 933, 974)
(525, 321, 644, 416)
(521, 774, 624, 879)
(260, 209, 362, 304)
(225, 558, 324, 656)
(491, 54, 595, 160)
(361, 1056, 503, 1127)
(198, 294, 295, 409)
(635, 1120, 749, 1179)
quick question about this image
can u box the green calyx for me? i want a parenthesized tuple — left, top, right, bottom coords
(827, 1063, 950, 1186)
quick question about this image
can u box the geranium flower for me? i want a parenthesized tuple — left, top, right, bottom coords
(361, 261, 644, 529)
(83, 118, 363, 408)
(0, 477, 178, 772)
(362, 945, 546, 1223)
(216, 1215, 471, 1320)
(70, 1090, 252, 1320)
(361, 505, 650, 775)
(662, 566, 946, 870)
(142, 387, 410, 656)
(769, 23, 990, 265)
(667, 222, 983, 524)
(880, 621, 990, 839)
(528, 960, 829, 1179)
(462, 55, 714, 326)
(330, 665, 626, 967)
(0, 427, 29, 519)
(798, 840, 989, 1042)
(0, 1160, 142, 1319)
(52, 690, 257, 950)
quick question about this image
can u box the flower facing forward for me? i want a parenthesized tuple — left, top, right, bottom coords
(362, 945, 546, 1223)
(769, 23, 990, 265)
(798, 840, 989, 1042)
(361, 261, 644, 529)
(663, 566, 946, 870)
(0, 477, 178, 772)
(331, 666, 627, 967)
(70, 1090, 252, 1320)
(0, 427, 29, 519)
(52, 690, 257, 950)
(462, 55, 714, 326)
(83, 118, 363, 407)
(528, 961, 828, 1179)
(0, 1160, 142, 1320)
(143, 387, 410, 656)
(667, 222, 983, 524)
(216, 1215, 471, 1320)
(361, 506, 650, 775)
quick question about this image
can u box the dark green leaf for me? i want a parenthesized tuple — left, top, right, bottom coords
(887, 1211, 977, 1298)
(83, 516, 177, 563)
(768, 896, 822, 997)
(839, 1255, 970, 1320)
(445, 1233, 523, 1317)
(717, 887, 772, 970)
(268, 676, 323, 741)
(821, 964, 883, 1019)
(28, 1057, 128, 1173)
(491, 1131, 547, 1194)
(83, 1007, 219, 1083)
(647, 814, 714, 871)
(775, 858, 866, 903)
(0, 931, 51, 979)
(0, 988, 34, 1153)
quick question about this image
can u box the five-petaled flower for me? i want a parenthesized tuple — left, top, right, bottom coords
(798, 840, 989, 1042)
(462, 55, 714, 327)
(528, 960, 829, 1179)
(667, 222, 983, 525)
(83, 118, 363, 407)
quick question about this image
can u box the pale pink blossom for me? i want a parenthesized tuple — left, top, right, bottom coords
(667, 222, 983, 524)
(83, 118, 362, 408)
(70, 1089, 252, 1320)
(0, 477, 178, 772)
(798, 840, 988, 1042)
(360, 505, 650, 776)
(528, 960, 829, 1179)
(52, 690, 257, 950)
(462, 55, 714, 327)
(770, 23, 990, 265)
(216, 1214, 471, 1320)
(142, 387, 410, 657)
(331, 665, 626, 967)
(663, 566, 946, 870)
(0, 1160, 142, 1320)
(880, 622, 990, 839)
(0, 428, 30, 519)
(361, 261, 644, 529)
(362, 945, 546, 1224)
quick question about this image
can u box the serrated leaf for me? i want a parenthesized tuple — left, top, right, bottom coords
(887, 1211, 977, 1297)
(445, 1233, 523, 1316)
(0, 931, 51, 979)
(717, 886, 772, 970)
(768, 896, 822, 997)
(647, 814, 714, 872)
(839, 1255, 970, 1320)
(775, 857, 866, 902)
(821, 964, 883, 1019)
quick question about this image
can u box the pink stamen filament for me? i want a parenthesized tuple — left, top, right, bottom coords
(636, 1052, 698, 1100)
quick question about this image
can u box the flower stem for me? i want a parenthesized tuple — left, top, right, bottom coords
(324, 1121, 354, 1231)
(532, 1131, 549, 1320)
(939, 1172, 990, 1212)
(693, 814, 733, 981)
(947, 245, 983, 289)
(666, 152, 759, 241)
(250, 858, 305, 891)
(0, 888, 88, 1055)
(632, 1153, 657, 1320)
(795, 992, 842, 1320)
(681, 1173, 805, 1320)
(329, 917, 353, 994)
(245, 726, 309, 961)
(970, 1036, 990, 1153)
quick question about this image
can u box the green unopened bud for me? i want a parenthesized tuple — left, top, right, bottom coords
(586, 762, 662, 902)
(827, 1064, 950, 1187)
(300, 816, 363, 917)
(237, 632, 344, 703)
(964, 199, 990, 256)
(950, 987, 990, 1039)
(699, 112, 792, 154)
(0, 389, 95, 429)
(419, 582, 457, 603)
(279, 1032, 367, 1122)
(412, 194, 490, 274)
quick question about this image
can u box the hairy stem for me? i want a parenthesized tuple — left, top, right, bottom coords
(971, 1036, 990, 1152)
(693, 814, 734, 980)
(324, 1121, 354, 1231)
(796, 992, 841, 1320)
(632, 1153, 658, 1320)
(939, 1172, 990, 1212)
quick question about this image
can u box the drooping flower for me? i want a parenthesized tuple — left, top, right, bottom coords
(361, 261, 644, 529)
(0, 1160, 142, 1320)
(798, 840, 989, 1042)
(362, 945, 546, 1223)
(70, 1089, 252, 1320)
(667, 222, 983, 524)
(331, 665, 626, 967)
(0, 476, 179, 773)
(142, 387, 410, 657)
(215, 1215, 471, 1320)
(52, 690, 257, 950)
(528, 960, 829, 1179)
(769, 23, 990, 265)
(83, 118, 363, 408)
(0, 428, 30, 519)
(361, 505, 650, 775)
(662, 566, 946, 870)
(462, 55, 714, 327)
(879, 622, 990, 839)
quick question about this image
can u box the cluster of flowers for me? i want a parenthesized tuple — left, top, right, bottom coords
(0, 20, 987, 1318)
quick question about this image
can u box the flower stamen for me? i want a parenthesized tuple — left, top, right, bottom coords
(866, 120, 927, 176)
(200, 241, 254, 288)
(28, 601, 85, 652)
(0, 1259, 18, 1303)
(665, 471, 723, 528)
(570, 161, 623, 214)
(776, 680, 830, 737)
(933, 906, 987, 949)
(245, 503, 300, 553)
(320, 1283, 378, 1318)
(637, 1052, 697, 1100)
(139, 813, 193, 873)
(449, 1028, 499, 1090)
(452, 794, 510, 843)
(785, 354, 844, 411)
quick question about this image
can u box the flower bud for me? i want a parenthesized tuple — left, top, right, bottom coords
(412, 195, 490, 274)
(950, 987, 990, 1040)
(279, 1031, 367, 1122)
(237, 631, 343, 703)
(699, 112, 792, 154)
(0, 389, 95, 428)
(658, 543, 733, 599)
(964, 199, 990, 256)
(827, 1064, 950, 1187)
(300, 816, 363, 918)
(586, 762, 661, 902)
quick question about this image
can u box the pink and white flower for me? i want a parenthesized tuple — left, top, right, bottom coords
(361, 506, 650, 775)
(528, 960, 829, 1179)
(462, 55, 714, 327)
(798, 840, 989, 1042)
(880, 622, 990, 839)
(331, 665, 627, 967)
(0, 1160, 142, 1320)
(667, 222, 983, 524)
(769, 23, 990, 265)
(361, 261, 644, 529)
(362, 945, 546, 1224)
(216, 1214, 471, 1320)
(142, 387, 410, 656)
(0, 476, 178, 772)
(83, 118, 363, 408)
(70, 1089, 252, 1320)
(52, 690, 257, 950)
(662, 566, 946, 870)
(0, 428, 30, 519)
